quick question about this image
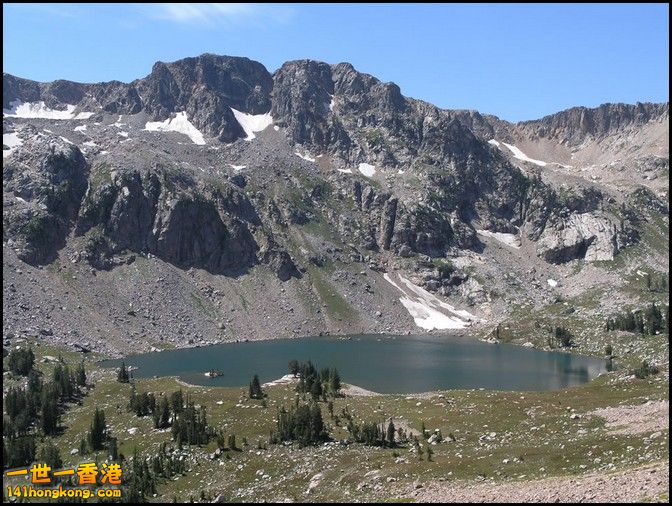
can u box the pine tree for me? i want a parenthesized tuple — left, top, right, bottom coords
(79, 438, 88, 456)
(38, 440, 62, 469)
(109, 436, 119, 461)
(40, 386, 60, 436)
(386, 419, 396, 447)
(117, 362, 130, 383)
(329, 368, 341, 396)
(288, 360, 300, 377)
(8, 347, 35, 376)
(156, 396, 171, 428)
(75, 361, 87, 387)
(170, 390, 184, 416)
(88, 408, 107, 451)
(249, 374, 264, 399)
(310, 379, 322, 401)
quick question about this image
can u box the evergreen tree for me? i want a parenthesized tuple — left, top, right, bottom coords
(117, 362, 130, 383)
(41, 385, 60, 436)
(170, 390, 184, 417)
(75, 361, 87, 387)
(7, 347, 35, 376)
(288, 360, 300, 377)
(5, 436, 36, 468)
(88, 407, 107, 451)
(109, 437, 119, 461)
(79, 438, 88, 456)
(158, 396, 171, 428)
(386, 419, 396, 447)
(310, 379, 323, 401)
(39, 440, 63, 469)
(249, 374, 264, 399)
(329, 368, 341, 396)
(554, 326, 574, 347)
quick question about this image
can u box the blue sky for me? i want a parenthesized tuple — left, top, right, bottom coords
(3, 3, 669, 122)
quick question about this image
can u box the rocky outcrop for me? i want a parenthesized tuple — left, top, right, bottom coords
(3, 129, 89, 264)
(74, 164, 265, 276)
(3, 53, 665, 275)
(518, 102, 669, 145)
(536, 212, 620, 263)
(136, 54, 273, 142)
(379, 198, 397, 250)
(4, 54, 275, 142)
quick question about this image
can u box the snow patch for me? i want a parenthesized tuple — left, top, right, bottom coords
(59, 136, 74, 145)
(263, 374, 298, 387)
(295, 151, 316, 162)
(337, 168, 352, 174)
(3, 100, 94, 120)
(74, 111, 95, 120)
(547, 279, 558, 288)
(230, 107, 273, 141)
(2, 132, 23, 158)
(82, 141, 97, 148)
(487, 139, 500, 147)
(358, 163, 376, 177)
(476, 229, 521, 249)
(117, 131, 129, 138)
(144, 112, 206, 145)
(384, 273, 479, 330)
(273, 125, 280, 131)
(229, 164, 246, 171)
(74, 125, 87, 132)
(501, 142, 547, 167)
(329, 95, 335, 112)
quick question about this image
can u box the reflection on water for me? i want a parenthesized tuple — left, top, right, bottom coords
(101, 334, 607, 394)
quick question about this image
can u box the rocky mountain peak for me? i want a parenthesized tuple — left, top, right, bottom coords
(517, 101, 669, 144)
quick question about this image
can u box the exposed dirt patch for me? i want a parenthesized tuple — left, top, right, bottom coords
(590, 399, 669, 435)
(408, 461, 669, 503)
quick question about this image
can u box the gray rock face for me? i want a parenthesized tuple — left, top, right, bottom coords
(2, 53, 666, 284)
(518, 102, 669, 145)
(536, 212, 619, 263)
(4, 54, 275, 142)
(74, 165, 265, 276)
(3, 129, 89, 264)
(153, 196, 258, 274)
(379, 198, 397, 250)
(137, 54, 273, 142)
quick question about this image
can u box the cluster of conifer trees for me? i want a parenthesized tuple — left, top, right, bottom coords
(270, 403, 327, 447)
(3, 349, 86, 469)
(289, 360, 341, 400)
(126, 386, 213, 446)
(605, 303, 669, 336)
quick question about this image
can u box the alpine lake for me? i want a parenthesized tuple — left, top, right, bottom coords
(101, 334, 608, 393)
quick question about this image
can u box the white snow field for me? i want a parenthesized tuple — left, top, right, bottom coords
(3, 132, 23, 158)
(230, 108, 273, 141)
(501, 142, 548, 167)
(476, 229, 522, 249)
(358, 163, 376, 177)
(383, 273, 478, 330)
(295, 151, 316, 162)
(144, 112, 206, 145)
(3, 100, 94, 120)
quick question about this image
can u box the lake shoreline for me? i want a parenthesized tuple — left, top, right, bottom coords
(101, 334, 607, 394)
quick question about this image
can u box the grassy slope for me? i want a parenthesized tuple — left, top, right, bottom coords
(3, 339, 668, 503)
